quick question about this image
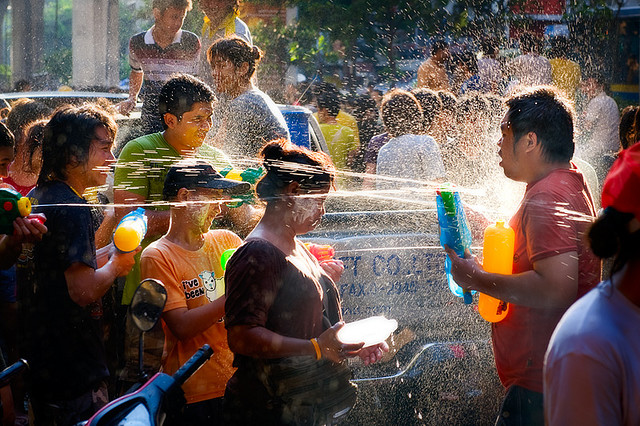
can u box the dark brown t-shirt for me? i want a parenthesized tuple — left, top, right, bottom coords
(225, 238, 341, 353)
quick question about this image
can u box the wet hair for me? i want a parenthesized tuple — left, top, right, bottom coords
(549, 37, 569, 58)
(411, 88, 442, 130)
(431, 39, 448, 56)
(152, 0, 192, 12)
(381, 89, 423, 138)
(207, 36, 263, 82)
(6, 98, 52, 144)
(480, 38, 499, 56)
(313, 82, 341, 117)
(24, 120, 47, 174)
(437, 90, 457, 113)
(519, 33, 541, 54)
(452, 50, 478, 75)
(158, 73, 215, 130)
(256, 139, 335, 203)
(13, 79, 31, 92)
(588, 207, 640, 277)
(0, 122, 14, 149)
(351, 94, 378, 121)
(38, 104, 117, 186)
(455, 94, 490, 122)
(505, 87, 574, 163)
(619, 106, 640, 150)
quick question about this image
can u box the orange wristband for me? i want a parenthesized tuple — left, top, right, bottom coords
(310, 338, 321, 360)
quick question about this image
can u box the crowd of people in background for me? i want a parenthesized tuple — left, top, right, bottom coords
(0, 0, 638, 425)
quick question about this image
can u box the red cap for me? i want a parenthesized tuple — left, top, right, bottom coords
(601, 143, 640, 220)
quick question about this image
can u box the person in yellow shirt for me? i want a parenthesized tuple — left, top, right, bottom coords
(549, 37, 581, 102)
(313, 82, 358, 171)
(141, 159, 249, 425)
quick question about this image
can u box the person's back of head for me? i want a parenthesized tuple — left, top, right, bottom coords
(480, 38, 499, 57)
(351, 94, 378, 122)
(207, 36, 263, 82)
(23, 119, 47, 175)
(6, 98, 52, 144)
(39, 104, 117, 186)
(380, 89, 423, 138)
(158, 73, 215, 129)
(619, 106, 640, 150)
(549, 37, 569, 59)
(13, 79, 31, 92)
(506, 87, 574, 163)
(437, 90, 457, 114)
(455, 94, 490, 124)
(431, 39, 448, 57)
(519, 32, 540, 54)
(256, 139, 335, 205)
(313, 82, 342, 118)
(589, 142, 640, 276)
(411, 88, 442, 132)
(152, 0, 192, 12)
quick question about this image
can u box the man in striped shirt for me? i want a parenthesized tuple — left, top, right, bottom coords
(117, 0, 201, 134)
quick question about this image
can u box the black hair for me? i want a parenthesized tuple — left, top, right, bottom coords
(152, 0, 192, 12)
(480, 38, 499, 56)
(519, 32, 541, 54)
(0, 122, 14, 149)
(313, 82, 341, 117)
(455, 94, 490, 122)
(24, 119, 47, 174)
(619, 105, 640, 150)
(451, 50, 478, 75)
(6, 98, 52, 144)
(437, 90, 457, 113)
(381, 89, 423, 138)
(505, 88, 575, 163)
(588, 207, 640, 277)
(431, 39, 448, 56)
(158, 73, 215, 130)
(207, 36, 263, 82)
(411, 88, 442, 130)
(38, 104, 117, 186)
(351, 94, 378, 121)
(256, 139, 335, 203)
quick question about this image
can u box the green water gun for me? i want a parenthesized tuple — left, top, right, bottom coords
(219, 166, 264, 207)
(0, 188, 32, 234)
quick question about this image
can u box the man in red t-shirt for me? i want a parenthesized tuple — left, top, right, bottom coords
(446, 87, 601, 425)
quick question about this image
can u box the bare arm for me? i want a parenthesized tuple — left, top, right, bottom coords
(445, 248, 579, 310)
(162, 297, 226, 341)
(115, 70, 143, 115)
(114, 189, 170, 239)
(227, 322, 364, 363)
(64, 247, 140, 307)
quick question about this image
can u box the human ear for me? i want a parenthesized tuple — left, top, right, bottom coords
(525, 132, 538, 153)
(238, 62, 250, 79)
(164, 113, 179, 129)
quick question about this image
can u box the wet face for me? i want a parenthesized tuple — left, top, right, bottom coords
(187, 187, 226, 233)
(498, 112, 526, 181)
(0, 146, 14, 178)
(172, 102, 214, 149)
(290, 191, 328, 234)
(210, 55, 240, 95)
(85, 126, 115, 188)
(154, 6, 188, 36)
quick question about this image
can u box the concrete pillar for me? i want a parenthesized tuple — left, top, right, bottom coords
(72, 0, 119, 89)
(11, 0, 45, 85)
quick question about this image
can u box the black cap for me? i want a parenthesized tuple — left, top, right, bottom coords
(163, 160, 250, 200)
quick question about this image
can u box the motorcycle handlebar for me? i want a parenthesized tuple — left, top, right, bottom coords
(0, 359, 28, 388)
(172, 344, 213, 387)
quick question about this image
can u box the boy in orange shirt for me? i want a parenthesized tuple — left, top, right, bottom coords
(140, 159, 249, 425)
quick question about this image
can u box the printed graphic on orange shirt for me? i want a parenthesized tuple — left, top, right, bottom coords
(182, 277, 205, 300)
(198, 271, 225, 302)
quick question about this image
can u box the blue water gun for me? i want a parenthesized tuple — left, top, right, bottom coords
(436, 184, 474, 304)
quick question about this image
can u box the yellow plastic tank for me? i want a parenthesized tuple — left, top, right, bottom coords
(479, 220, 514, 323)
